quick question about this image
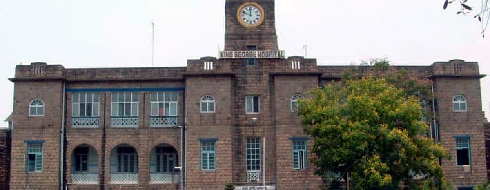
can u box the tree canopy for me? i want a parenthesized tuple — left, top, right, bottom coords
(298, 77, 450, 190)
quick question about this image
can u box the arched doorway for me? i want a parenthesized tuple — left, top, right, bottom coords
(149, 144, 179, 184)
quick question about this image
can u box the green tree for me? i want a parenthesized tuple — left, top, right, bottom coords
(298, 77, 450, 190)
(477, 181, 490, 190)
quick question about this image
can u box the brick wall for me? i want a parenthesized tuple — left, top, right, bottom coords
(0, 129, 11, 190)
(10, 79, 63, 189)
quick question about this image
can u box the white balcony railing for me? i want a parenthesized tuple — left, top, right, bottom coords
(150, 173, 180, 184)
(72, 117, 99, 128)
(111, 117, 139, 128)
(110, 173, 138, 184)
(71, 173, 98, 184)
(247, 170, 261, 183)
(150, 116, 178, 127)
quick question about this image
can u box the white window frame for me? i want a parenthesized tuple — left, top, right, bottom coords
(72, 92, 99, 117)
(204, 62, 214, 70)
(201, 141, 216, 171)
(292, 140, 307, 170)
(453, 95, 467, 112)
(246, 138, 261, 171)
(26, 143, 43, 172)
(150, 92, 178, 116)
(246, 96, 260, 114)
(111, 92, 139, 117)
(456, 137, 471, 166)
(29, 99, 45, 116)
(292, 60, 301, 70)
(200, 96, 216, 113)
(291, 94, 304, 112)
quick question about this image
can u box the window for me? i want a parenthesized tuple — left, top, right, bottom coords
(73, 92, 99, 117)
(453, 95, 467, 112)
(246, 96, 260, 114)
(155, 147, 178, 173)
(117, 147, 137, 173)
(29, 99, 44, 116)
(111, 92, 138, 117)
(74, 147, 89, 172)
(247, 45, 257, 66)
(200, 96, 215, 113)
(204, 62, 214, 70)
(458, 187, 474, 190)
(247, 138, 261, 171)
(292, 60, 301, 69)
(291, 94, 304, 112)
(292, 140, 307, 170)
(150, 92, 178, 116)
(201, 141, 216, 170)
(26, 143, 43, 172)
(456, 137, 471, 165)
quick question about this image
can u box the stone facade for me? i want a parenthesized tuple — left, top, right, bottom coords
(0, 129, 11, 190)
(7, 0, 488, 190)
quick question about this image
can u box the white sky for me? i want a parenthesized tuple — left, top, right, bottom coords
(0, 0, 489, 126)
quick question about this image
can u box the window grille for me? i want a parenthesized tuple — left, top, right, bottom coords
(29, 99, 45, 116)
(292, 140, 307, 170)
(291, 94, 304, 112)
(453, 95, 467, 112)
(26, 143, 43, 172)
(150, 92, 178, 116)
(73, 92, 99, 117)
(247, 138, 261, 171)
(201, 141, 216, 170)
(200, 96, 215, 113)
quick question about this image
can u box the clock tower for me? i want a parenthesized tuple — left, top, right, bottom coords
(224, 0, 278, 51)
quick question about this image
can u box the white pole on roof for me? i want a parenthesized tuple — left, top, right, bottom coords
(152, 21, 155, 67)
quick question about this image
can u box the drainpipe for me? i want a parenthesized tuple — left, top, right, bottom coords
(60, 82, 66, 190)
(431, 84, 438, 142)
(263, 137, 265, 189)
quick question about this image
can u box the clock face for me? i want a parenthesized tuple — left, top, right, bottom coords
(237, 3, 265, 28)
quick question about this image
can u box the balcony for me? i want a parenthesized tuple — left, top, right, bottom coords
(72, 117, 99, 128)
(150, 116, 178, 127)
(150, 173, 180, 184)
(71, 173, 98, 184)
(110, 173, 138, 184)
(111, 116, 139, 128)
(247, 170, 261, 183)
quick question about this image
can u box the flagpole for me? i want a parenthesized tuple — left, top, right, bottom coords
(152, 21, 155, 66)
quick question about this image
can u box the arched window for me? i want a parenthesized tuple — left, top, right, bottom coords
(291, 94, 304, 112)
(29, 99, 45, 116)
(453, 95, 467, 112)
(200, 96, 215, 113)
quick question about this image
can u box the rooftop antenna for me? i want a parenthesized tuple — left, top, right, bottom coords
(152, 21, 155, 67)
(303, 45, 308, 58)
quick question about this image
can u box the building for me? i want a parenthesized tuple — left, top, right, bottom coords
(7, 0, 488, 189)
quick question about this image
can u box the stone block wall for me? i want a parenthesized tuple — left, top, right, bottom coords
(0, 129, 11, 190)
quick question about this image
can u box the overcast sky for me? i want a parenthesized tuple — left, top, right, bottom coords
(0, 0, 489, 126)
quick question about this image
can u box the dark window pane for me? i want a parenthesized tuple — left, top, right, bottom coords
(28, 154, 36, 172)
(253, 97, 259, 112)
(457, 149, 470, 165)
